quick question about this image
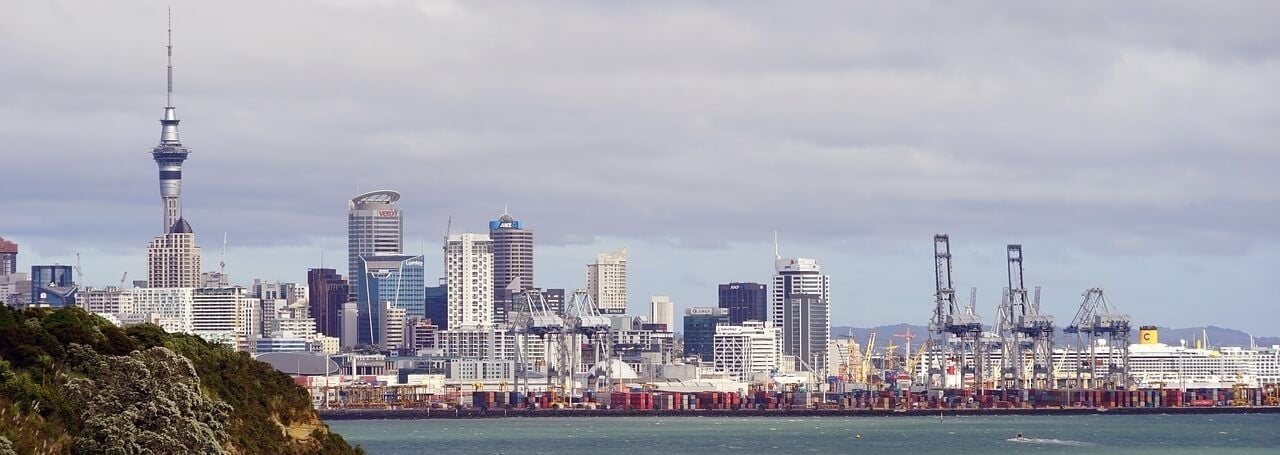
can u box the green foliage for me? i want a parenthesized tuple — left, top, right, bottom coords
(65, 345, 231, 454)
(0, 306, 361, 454)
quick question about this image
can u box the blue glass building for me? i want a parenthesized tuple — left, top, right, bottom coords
(424, 282, 448, 331)
(31, 265, 76, 307)
(357, 254, 425, 347)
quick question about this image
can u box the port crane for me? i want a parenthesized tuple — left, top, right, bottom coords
(926, 234, 983, 392)
(1065, 288, 1131, 389)
(1000, 244, 1055, 389)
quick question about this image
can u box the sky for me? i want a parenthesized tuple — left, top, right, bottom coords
(2, 1, 1278, 334)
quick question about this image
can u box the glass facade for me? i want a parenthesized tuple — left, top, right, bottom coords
(718, 282, 768, 325)
(683, 307, 729, 362)
(357, 254, 425, 347)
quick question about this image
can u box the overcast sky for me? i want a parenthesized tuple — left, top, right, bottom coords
(3, 1, 1278, 334)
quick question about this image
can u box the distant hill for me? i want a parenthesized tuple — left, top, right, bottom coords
(832, 324, 1280, 349)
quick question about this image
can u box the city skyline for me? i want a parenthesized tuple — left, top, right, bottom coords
(3, 2, 1278, 333)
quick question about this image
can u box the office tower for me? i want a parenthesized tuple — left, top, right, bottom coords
(772, 257, 831, 374)
(0, 237, 16, 276)
(683, 307, 729, 362)
(718, 282, 768, 324)
(356, 254, 425, 347)
(347, 190, 403, 299)
(713, 321, 781, 382)
(152, 19, 192, 234)
(445, 234, 494, 329)
(649, 295, 674, 330)
(146, 219, 202, 288)
(341, 301, 359, 348)
(489, 209, 534, 301)
(586, 249, 627, 315)
(307, 268, 348, 339)
(425, 281, 448, 331)
(30, 265, 76, 307)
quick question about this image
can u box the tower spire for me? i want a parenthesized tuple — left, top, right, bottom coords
(152, 5, 191, 234)
(166, 6, 173, 107)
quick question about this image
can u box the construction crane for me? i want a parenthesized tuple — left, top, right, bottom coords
(118, 271, 128, 289)
(861, 332, 876, 385)
(1065, 288, 1131, 390)
(893, 328, 917, 361)
(906, 342, 929, 382)
(927, 234, 983, 392)
(1001, 244, 1055, 389)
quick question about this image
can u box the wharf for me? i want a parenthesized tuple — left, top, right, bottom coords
(318, 406, 1280, 420)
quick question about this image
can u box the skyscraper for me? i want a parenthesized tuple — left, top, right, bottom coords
(0, 237, 16, 276)
(152, 17, 191, 234)
(347, 190, 403, 299)
(445, 234, 494, 329)
(718, 282, 768, 324)
(683, 307, 728, 362)
(147, 219, 202, 288)
(489, 209, 533, 301)
(425, 280, 448, 331)
(307, 268, 348, 339)
(649, 295, 674, 330)
(586, 249, 628, 315)
(356, 254, 425, 347)
(772, 257, 831, 375)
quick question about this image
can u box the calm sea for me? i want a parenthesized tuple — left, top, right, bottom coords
(328, 413, 1280, 454)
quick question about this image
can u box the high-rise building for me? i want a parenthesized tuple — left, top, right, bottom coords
(30, 265, 76, 307)
(151, 21, 192, 234)
(489, 210, 533, 301)
(384, 306, 408, 349)
(772, 257, 831, 374)
(347, 190, 403, 299)
(0, 237, 17, 276)
(718, 282, 768, 324)
(683, 307, 728, 362)
(586, 249, 628, 315)
(130, 287, 196, 334)
(649, 295, 674, 330)
(445, 234, 494, 330)
(713, 320, 781, 382)
(192, 287, 250, 347)
(307, 268, 348, 339)
(146, 219, 202, 288)
(425, 281, 448, 331)
(356, 254, 425, 347)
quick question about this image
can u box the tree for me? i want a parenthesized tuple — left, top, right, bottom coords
(63, 345, 232, 454)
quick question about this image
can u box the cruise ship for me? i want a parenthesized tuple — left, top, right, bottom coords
(921, 327, 1280, 389)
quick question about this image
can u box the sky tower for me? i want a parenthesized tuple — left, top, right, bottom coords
(152, 10, 191, 234)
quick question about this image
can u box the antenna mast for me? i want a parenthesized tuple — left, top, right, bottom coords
(166, 6, 174, 107)
(220, 232, 227, 275)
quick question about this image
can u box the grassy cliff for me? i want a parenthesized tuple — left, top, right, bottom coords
(0, 305, 362, 454)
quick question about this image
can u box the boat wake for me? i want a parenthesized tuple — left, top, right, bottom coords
(1007, 437, 1095, 447)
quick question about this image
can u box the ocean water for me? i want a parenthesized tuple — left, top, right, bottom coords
(328, 413, 1280, 454)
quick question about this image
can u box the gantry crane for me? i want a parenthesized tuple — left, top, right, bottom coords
(927, 234, 984, 392)
(1065, 288, 1131, 389)
(1000, 244, 1055, 389)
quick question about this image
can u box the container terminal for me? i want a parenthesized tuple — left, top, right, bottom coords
(274, 234, 1280, 415)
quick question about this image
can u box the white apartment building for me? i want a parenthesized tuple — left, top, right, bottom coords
(129, 287, 196, 334)
(435, 327, 517, 360)
(384, 306, 407, 349)
(714, 321, 782, 382)
(648, 295, 674, 329)
(587, 249, 628, 314)
(772, 257, 831, 375)
(191, 287, 249, 343)
(445, 233, 494, 329)
(146, 222, 202, 288)
(79, 287, 134, 315)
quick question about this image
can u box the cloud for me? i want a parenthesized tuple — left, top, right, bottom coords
(3, 1, 1278, 331)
